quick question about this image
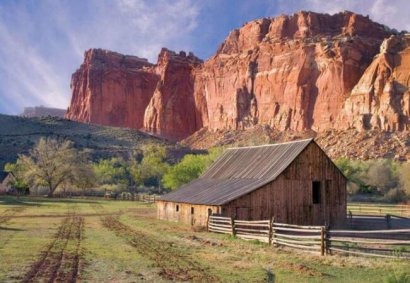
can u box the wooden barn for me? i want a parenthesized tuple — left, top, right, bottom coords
(157, 139, 347, 228)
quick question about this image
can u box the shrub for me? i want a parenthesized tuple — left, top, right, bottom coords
(383, 188, 408, 203)
(162, 148, 222, 190)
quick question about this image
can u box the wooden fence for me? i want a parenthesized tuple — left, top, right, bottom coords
(328, 228, 410, 259)
(207, 215, 410, 259)
(235, 220, 271, 243)
(207, 216, 234, 234)
(348, 203, 410, 217)
(272, 222, 326, 255)
(136, 194, 156, 203)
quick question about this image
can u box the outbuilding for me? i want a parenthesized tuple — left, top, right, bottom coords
(157, 139, 347, 228)
(0, 172, 15, 194)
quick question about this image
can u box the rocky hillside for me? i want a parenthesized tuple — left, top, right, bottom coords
(181, 126, 409, 161)
(21, 106, 66, 118)
(66, 11, 410, 147)
(0, 114, 188, 170)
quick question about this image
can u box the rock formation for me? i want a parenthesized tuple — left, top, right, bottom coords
(66, 49, 158, 129)
(339, 35, 410, 131)
(66, 11, 410, 140)
(21, 106, 66, 118)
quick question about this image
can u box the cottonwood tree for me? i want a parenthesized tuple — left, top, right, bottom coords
(72, 160, 97, 196)
(162, 148, 222, 190)
(18, 137, 79, 197)
(132, 144, 169, 191)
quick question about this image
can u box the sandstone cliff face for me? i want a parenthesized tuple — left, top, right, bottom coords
(143, 49, 203, 139)
(339, 35, 410, 131)
(199, 11, 389, 132)
(66, 49, 159, 129)
(66, 11, 409, 140)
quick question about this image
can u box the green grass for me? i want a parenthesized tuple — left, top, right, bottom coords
(0, 196, 409, 282)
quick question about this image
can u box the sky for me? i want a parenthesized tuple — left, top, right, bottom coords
(0, 0, 409, 115)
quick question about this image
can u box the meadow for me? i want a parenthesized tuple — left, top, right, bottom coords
(0, 196, 409, 282)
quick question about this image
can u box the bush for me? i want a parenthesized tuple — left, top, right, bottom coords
(162, 148, 222, 190)
(383, 188, 408, 203)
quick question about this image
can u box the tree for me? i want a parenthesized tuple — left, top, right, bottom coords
(17, 137, 79, 197)
(129, 144, 169, 190)
(399, 162, 410, 197)
(71, 152, 97, 196)
(93, 157, 128, 186)
(364, 160, 397, 194)
(162, 148, 222, 190)
(4, 162, 29, 196)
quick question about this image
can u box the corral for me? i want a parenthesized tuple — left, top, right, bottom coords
(158, 139, 347, 228)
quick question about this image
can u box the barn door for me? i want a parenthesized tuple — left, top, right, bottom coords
(235, 207, 250, 220)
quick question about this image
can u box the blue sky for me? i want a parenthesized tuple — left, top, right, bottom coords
(0, 0, 409, 115)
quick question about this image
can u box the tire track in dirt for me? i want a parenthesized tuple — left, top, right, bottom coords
(22, 214, 84, 283)
(91, 204, 218, 282)
(0, 206, 26, 225)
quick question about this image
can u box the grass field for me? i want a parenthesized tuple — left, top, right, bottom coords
(0, 196, 409, 282)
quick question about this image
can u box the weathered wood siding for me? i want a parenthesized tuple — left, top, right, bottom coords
(157, 201, 220, 227)
(221, 143, 346, 227)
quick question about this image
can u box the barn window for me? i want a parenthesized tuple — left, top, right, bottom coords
(312, 181, 321, 204)
(208, 208, 212, 216)
(176, 205, 179, 212)
(191, 207, 194, 214)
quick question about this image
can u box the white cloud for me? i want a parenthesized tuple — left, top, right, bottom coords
(0, 0, 200, 114)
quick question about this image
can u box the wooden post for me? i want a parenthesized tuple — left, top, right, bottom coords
(320, 226, 325, 256)
(231, 217, 236, 236)
(269, 217, 274, 246)
(386, 214, 391, 229)
(348, 210, 353, 228)
(207, 215, 210, 232)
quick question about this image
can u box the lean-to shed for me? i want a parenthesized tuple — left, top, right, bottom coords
(157, 139, 347, 228)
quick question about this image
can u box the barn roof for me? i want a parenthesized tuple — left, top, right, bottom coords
(160, 138, 314, 205)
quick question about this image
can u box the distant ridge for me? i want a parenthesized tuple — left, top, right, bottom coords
(21, 106, 66, 118)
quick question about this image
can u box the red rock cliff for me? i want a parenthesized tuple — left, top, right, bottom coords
(66, 49, 159, 129)
(66, 11, 409, 139)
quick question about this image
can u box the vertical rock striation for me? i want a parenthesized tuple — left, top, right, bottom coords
(66, 11, 409, 140)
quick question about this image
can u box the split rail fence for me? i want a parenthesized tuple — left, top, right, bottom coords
(347, 203, 410, 217)
(207, 215, 410, 259)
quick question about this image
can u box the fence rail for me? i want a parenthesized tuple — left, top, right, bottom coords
(207, 215, 410, 259)
(347, 204, 410, 217)
(327, 228, 410, 259)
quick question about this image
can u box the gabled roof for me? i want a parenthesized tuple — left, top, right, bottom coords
(0, 171, 8, 182)
(160, 138, 314, 205)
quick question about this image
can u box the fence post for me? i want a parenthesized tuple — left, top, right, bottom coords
(207, 215, 210, 232)
(348, 210, 353, 228)
(268, 217, 274, 245)
(386, 214, 391, 229)
(231, 218, 236, 236)
(320, 226, 325, 256)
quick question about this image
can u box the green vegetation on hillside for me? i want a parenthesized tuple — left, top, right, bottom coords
(0, 114, 180, 170)
(4, 137, 218, 196)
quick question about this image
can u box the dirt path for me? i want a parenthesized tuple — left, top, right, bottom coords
(91, 204, 217, 282)
(22, 215, 84, 283)
(102, 216, 217, 282)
